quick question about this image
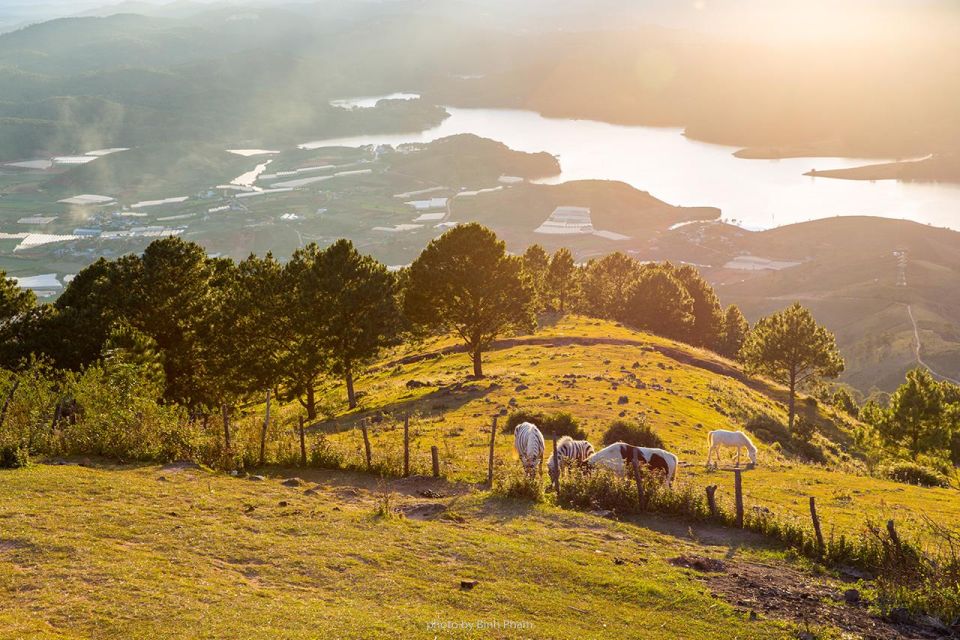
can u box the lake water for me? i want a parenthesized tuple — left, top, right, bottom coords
(303, 106, 960, 231)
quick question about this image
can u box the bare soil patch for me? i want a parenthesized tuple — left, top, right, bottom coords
(675, 554, 950, 639)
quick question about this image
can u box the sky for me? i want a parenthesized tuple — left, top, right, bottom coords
(2, 0, 957, 44)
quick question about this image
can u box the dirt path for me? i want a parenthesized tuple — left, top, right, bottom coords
(905, 304, 960, 385)
(381, 334, 786, 401)
(671, 554, 948, 639)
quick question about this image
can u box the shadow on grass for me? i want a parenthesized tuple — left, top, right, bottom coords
(310, 379, 500, 435)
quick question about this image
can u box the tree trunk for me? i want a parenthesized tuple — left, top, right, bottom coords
(559, 285, 566, 313)
(345, 365, 356, 409)
(787, 370, 797, 433)
(0, 379, 19, 431)
(259, 389, 271, 467)
(472, 347, 484, 378)
(305, 385, 316, 421)
(221, 404, 232, 454)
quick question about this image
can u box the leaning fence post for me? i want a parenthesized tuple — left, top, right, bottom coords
(705, 485, 718, 519)
(734, 469, 744, 528)
(487, 416, 498, 486)
(361, 419, 372, 471)
(809, 496, 825, 552)
(431, 445, 440, 478)
(298, 416, 307, 467)
(551, 433, 560, 493)
(403, 414, 410, 478)
(631, 449, 645, 509)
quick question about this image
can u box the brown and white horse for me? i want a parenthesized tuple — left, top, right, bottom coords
(586, 441, 678, 487)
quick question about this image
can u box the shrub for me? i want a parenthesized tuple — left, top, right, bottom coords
(493, 467, 544, 502)
(556, 467, 637, 514)
(601, 418, 664, 448)
(0, 444, 29, 469)
(64, 363, 184, 461)
(881, 461, 950, 488)
(503, 410, 586, 439)
(309, 434, 345, 469)
(832, 388, 859, 416)
(791, 415, 817, 442)
(745, 414, 788, 446)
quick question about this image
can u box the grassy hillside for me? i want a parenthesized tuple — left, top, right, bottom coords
(3, 316, 958, 638)
(299, 316, 958, 539)
(0, 462, 821, 640)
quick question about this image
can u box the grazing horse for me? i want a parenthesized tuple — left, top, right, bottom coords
(546, 436, 595, 484)
(513, 422, 545, 478)
(586, 442, 678, 487)
(706, 429, 757, 467)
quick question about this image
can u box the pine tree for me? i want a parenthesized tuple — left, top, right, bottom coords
(581, 252, 641, 320)
(718, 304, 749, 358)
(306, 240, 403, 409)
(404, 224, 534, 378)
(740, 303, 844, 432)
(522, 244, 551, 313)
(622, 265, 694, 340)
(673, 264, 724, 348)
(546, 248, 576, 313)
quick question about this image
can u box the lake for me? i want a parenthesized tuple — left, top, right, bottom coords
(304, 105, 960, 231)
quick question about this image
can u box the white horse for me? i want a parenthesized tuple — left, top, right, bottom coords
(546, 436, 594, 484)
(706, 429, 757, 467)
(586, 442, 678, 488)
(514, 422, 545, 478)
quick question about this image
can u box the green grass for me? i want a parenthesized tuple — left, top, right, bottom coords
(4, 315, 955, 638)
(0, 463, 796, 639)
(298, 315, 959, 541)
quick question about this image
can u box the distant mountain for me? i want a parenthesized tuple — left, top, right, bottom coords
(667, 217, 960, 393)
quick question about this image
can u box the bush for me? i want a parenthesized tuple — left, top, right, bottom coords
(493, 467, 544, 502)
(503, 410, 586, 439)
(791, 415, 817, 442)
(745, 414, 788, 446)
(64, 363, 184, 461)
(601, 418, 664, 448)
(556, 467, 636, 514)
(0, 444, 29, 469)
(881, 461, 950, 488)
(309, 434, 345, 469)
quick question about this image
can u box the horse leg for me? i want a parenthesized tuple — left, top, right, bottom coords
(735, 447, 741, 467)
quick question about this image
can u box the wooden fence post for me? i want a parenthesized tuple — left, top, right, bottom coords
(221, 404, 232, 454)
(298, 416, 307, 467)
(734, 469, 744, 528)
(552, 433, 560, 493)
(631, 449, 645, 509)
(431, 446, 440, 478)
(887, 519, 901, 549)
(487, 416, 498, 486)
(361, 419, 372, 472)
(809, 496, 825, 552)
(403, 414, 410, 478)
(259, 388, 271, 467)
(705, 485, 718, 519)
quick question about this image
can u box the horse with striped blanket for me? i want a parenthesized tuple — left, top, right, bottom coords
(547, 436, 595, 484)
(513, 422, 545, 478)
